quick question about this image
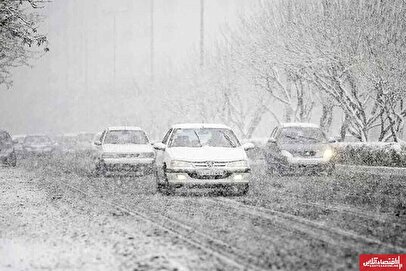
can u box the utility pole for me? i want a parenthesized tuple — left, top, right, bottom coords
(200, 0, 205, 68)
(113, 14, 117, 91)
(150, 0, 155, 84)
(103, 9, 129, 92)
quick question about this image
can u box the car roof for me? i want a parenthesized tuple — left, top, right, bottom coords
(25, 134, 50, 138)
(12, 134, 27, 138)
(171, 123, 231, 129)
(280, 122, 320, 128)
(107, 126, 143, 131)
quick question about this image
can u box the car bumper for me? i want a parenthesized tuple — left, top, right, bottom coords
(165, 169, 250, 187)
(266, 155, 334, 172)
(100, 158, 155, 172)
(286, 157, 332, 165)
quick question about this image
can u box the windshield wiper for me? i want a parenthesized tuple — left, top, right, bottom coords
(297, 135, 319, 142)
(193, 131, 203, 147)
(285, 135, 300, 141)
(220, 131, 236, 148)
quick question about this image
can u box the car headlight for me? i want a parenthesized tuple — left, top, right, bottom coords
(170, 160, 194, 168)
(281, 150, 293, 158)
(227, 160, 248, 168)
(102, 153, 118, 159)
(323, 148, 334, 160)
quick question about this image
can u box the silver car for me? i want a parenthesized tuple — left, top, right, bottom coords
(264, 123, 335, 175)
(0, 130, 17, 167)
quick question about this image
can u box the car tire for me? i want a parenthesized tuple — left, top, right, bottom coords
(326, 165, 335, 176)
(94, 163, 106, 177)
(8, 152, 17, 167)
(238, 184, 249, 196)
(266, 164, 280, 176)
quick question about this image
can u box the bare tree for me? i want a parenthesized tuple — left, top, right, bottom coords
(0, 0, 48, 87)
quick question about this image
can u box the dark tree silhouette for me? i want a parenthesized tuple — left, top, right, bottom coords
(0, 0, 49, 87)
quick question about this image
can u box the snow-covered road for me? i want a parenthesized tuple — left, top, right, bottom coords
(1, 157, 405, 270)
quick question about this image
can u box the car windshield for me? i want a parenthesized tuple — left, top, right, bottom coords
(103, 130, 149, 145)
(169, 128, 240, 148)
(279, 127, 326, 144)
(24, 136, 51, 145)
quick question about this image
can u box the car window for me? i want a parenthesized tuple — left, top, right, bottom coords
(278, 127, 326, 144)
(104, 130, 149, 145)
(168, 128, 240, 148)
(162, 128, 173, 144)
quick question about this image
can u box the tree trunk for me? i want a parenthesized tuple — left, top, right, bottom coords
(320, 103, 333, 134)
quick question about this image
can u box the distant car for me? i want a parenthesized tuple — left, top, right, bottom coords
(23, 135, 56, 155)
(153, 123, 254, 195)
(93, 127, 155, 176)
(264, 123, 335, 175)
(12, 134, 26, 155)
(0, 130, 17, 167)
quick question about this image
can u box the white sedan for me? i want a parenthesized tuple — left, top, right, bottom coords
(94, 127, 155, 176)
(154, 123, 254, 195)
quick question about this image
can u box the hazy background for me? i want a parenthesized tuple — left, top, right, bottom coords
(0, 0, 257, 138)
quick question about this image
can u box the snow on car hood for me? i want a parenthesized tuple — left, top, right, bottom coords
(24, 144, 53, 148)
(167, 146, 247, 162)
(102, 144, 154, 153)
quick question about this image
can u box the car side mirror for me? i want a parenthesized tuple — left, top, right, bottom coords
(94, 140, 102, 146)
(153, 142, 166, 151)
(242, 142, 255, 151)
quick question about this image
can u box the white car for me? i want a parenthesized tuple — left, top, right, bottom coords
(94, 127, 155, 176)
(153, 123, 254, 195)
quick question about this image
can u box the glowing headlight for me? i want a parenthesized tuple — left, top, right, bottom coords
(102, 153, 118, 159)
(227, 160, 248, 168)
(323, 148, 334, 160)
(281, 150, 293, 158)
(170, 160, 194, 168)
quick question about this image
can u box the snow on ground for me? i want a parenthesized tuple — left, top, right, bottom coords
(0, 167, 223, 271)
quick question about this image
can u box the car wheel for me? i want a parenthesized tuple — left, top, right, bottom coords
(266, 163, 280, 176)
(238, 184, 249, 196)
(94, 162, 106, 177)
(8, 152, 17, 167)
(326, 165, 335, 176)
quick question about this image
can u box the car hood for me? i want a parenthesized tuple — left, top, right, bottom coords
(102, 144, 154, 153)
(167, 146, 247, 162)
(24, 144, 53, 148)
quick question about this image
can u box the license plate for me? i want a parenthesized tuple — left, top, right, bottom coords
(197, 169, 224, 176)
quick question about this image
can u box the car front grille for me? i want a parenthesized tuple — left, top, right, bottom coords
(192, 161, 228, 168)
(117, 153, 140, 158)
(295, 150, 317, 157)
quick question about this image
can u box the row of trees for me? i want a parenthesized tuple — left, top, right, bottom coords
(231, 0, 406, 141)
(0, 0, 48, 87)
(163, 0, 406, 142)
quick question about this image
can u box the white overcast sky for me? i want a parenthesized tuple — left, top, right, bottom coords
(0, 0, 257, 134)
